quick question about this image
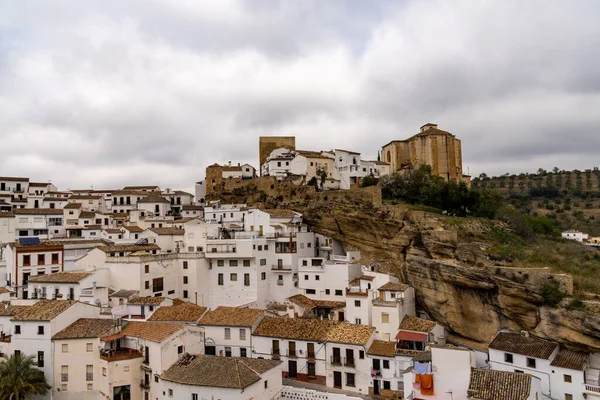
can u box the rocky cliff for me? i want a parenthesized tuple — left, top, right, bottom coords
(286, 197, 600, 352)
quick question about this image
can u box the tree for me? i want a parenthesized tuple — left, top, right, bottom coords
(0, 353, 51, 400)
(361, 174, 379, 188)
(315, 167, 328, 191)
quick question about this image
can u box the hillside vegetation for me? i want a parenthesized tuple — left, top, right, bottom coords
(473, 168, 600, 235)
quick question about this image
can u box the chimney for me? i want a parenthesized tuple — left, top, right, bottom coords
(228, 161, 232, 166)
(521, 330, 530, 338)
(238, 162, 240, 167)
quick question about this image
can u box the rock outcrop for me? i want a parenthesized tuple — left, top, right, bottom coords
(289, 198, 600, 351)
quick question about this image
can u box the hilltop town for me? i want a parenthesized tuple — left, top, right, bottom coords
(0, 124, 599, 400)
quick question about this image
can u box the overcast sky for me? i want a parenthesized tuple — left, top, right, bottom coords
(1, 0, 600, 191)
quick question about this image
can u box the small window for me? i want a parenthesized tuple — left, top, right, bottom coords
(359, 350, 365, 359)
(145, 281, 149, 289)
(304, 275, 309, 280)
(243, 260, 251, 267)
(565, 395, 573, 400)
(125, 366, 129, 372)
(564, 374, 572, 383)
(306, 289, 316, 295)
(14, 325, 21, 335)
(218, 273, 224, 285)
(504, 353, 513, 363)
(261, 272, 266, 280)
(62, 344, 68, 353)
(168, 389, 173, 397)
(264, 380, 268, 389)
(355, 318, 362, 324)
(315, 275, 320, 281)
(183, 290, 188, 298)
(217, 260, 225, 267)
(87, 383, 93, 390)
(144, 265, 149, 274)
(102, 367, 106, 376)
(225, 328, 231, 340)
(381, 313, 390, 323)
(229, 260, 238, 267)
(335, 289, 343, 296)
(260, 259, 266, 266)
(527, 357, 536, 368)
(225, 347, 232, 357)
(183, 276, 188, 284)
(183, 261, 188, 269)
(178, 345, 183, 354)
(230, 273, 237, 281)
(325, 289, 330, 295)
(240, 348, 247, 357)
(346, 372, 355, 387)
(240, 329, 246, 340)
(383, 360, 390, 369)
(86, 343, 93, 352)
(354, 300, 361, 307)
(192, 395, 198, 400)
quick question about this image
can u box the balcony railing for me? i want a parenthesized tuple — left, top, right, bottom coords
(307, 352, 315, 359)
(330, 356, 342, 365)
(99, 348, 143, 362)
(140, 380, 150, 390)
(271, 348, 280, 357)
(346, 287, 368, 296)
(287, 349, 296, 358)
(271, 265, 293, 271)
(344, 357, 355, 367)
(584, 383, 600, 395)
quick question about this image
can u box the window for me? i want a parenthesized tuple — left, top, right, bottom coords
(178, 345, 184, 354)
(240, 348, 247, 357)
(354, 300, 361, 307)
(565, 395, 573, 400)
(359, 350, 365, 359)
(217, 260, 224, 267)
(102, 367, 106, 376)
(504, 353, 513, 363)
(87, 383, 93, 391)
(346, 373, 355, 387)
(62, 344, 68, 353)
(230, 273, 237, 281)
(153, 374, 157, 382)
(144, 265, 149, 274)
(264, 380, 269, 389)
(381, 313, 390, 323)
(304, 275, 309, 280)
(152, 278, 164, 292)
(261, 272, 266, 280)
(183, 261, 188, 269)
(383, 381, 391, 390)
(244, 273, 250, 286)
(315, 275, 320, 281)
(355, 318, 361, 324)
(527, 357, 536, 368)
(243, 260, 251, 267)
(86, 365, 93, 381)
(168, 389, 173, 397)
(23, 255, 30, 266)
(325, 289, 330, 295)
(192, 394, 198, 400)
(225, 347, 232, 357)
(183, 290, 188, 298)
(14, 325, 21, 335)
(61, 365, 68, 382)
(335, 289, 343, 296)
(37, 351, 44, 368)
(306, 289, 316, 295)
(145, 281, 149, 290)
(260, 259, 266, 266)
(564, 374, 572, 383)
(183, 276, 188, 284)
(225, 328, 231, 339)
(218, 273, 224, 285)
(229, 260, 238, 267)
(264, 245, 268, 250)
(37, 254, 45, 265)
(14, 350, 21, 357)
(258, 245, 263, 251)
(61, 384, 67, 391)
(383, 360, 390, 369)
(125, 366, 129, 372)
(87, 343, 93, 352)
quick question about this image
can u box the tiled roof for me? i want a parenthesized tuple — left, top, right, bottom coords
(43, 197, 67, 202)
(367, 340, 397, 357)
(489, 332, 558, 359)
(79, 211, 96, 219)
(160, 354, 281, 389)
(148, 227, 185, 236)
(123, 225, 144, 232)
(0, 287, 12, 295)
(182, 205, 204, 211)
(335, 148, 361, 155)
(98, 244, 160, 253)
(109, 289, 139, 298)
(28, 271, 92, 284)
(69, 195, 101, 200)
(83, 225, 102, 230)
(358, 275, 375, 281)
(399, 315, 437, 333)
(13, 208, 63, 215)
(29, 182, 49, 187)
(198, 306, 264, 327)
(0, 303, 30, 317)
(254, 317, 373, 345)
(550, 349, 588, 370)
(11, 300, 77, 321)
(378, 281, 410, 292)
(148, 302, 207, 322)
(137, 195, 170, 204)
(468, 368, 532, 400)
(63, 203, 82, 209)
(104, 228, 122, 234)
(0, 177, 29, 182)
(122, 185, 160, 190)
(446, 334, 489, 352)
(288, 294, 345, 310)
(122, 321, 184, 343)
(261, 209, 300, 218)
(52, 318, 115, 339)
(0, 212, 14, 218)
(128, 296, 166, 305)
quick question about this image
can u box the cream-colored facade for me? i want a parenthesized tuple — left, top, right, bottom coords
(382, 123, 468, 183)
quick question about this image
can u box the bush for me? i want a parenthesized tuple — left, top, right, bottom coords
(540, 283, 566, 306)
(566, 299, 586, 310)
(361, 174, 379, 188)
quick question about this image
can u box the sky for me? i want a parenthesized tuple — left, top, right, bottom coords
(1, 0, 600, 191)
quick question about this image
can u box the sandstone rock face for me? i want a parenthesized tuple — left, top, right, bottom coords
(293, 199, 600, 351)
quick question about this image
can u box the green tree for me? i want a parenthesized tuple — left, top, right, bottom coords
(0, 353, 51, 400)
(361, 174, 379, 188)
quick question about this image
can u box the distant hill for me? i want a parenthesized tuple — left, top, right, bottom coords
(472, 168, 600, 235)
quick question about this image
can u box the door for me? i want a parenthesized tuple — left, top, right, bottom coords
(373, 358, 381, 371)
(338, 311, 345, 322)
(333, 371, 342, 388)
(307, 343, 315, 359)
(332, 347, 341, 364)
(205, 346, 216, 355)
(288, 360, 297, 378)
(272, 340, 280, 356)
(374, 379, 380, 395)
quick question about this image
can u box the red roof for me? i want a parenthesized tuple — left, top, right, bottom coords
(101, 332, 125, 342)
(395, 331, 427, 342)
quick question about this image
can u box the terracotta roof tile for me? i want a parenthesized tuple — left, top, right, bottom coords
(128, 296, 166, 305)
(468, 368, 532, 400)
(69, 195, 101, 200)
(10, 300, 77, 321)
(148, 302, 207, 323)
(550, 348, 588, 370)
(109, 289, 138, 298)
(148, 227, 185, 235)
(489, 331, 558, 359)
(0, 287, 12, 295)
(378, 281, 410, 292)
(137, 195, 170, 204)
(0, 212, 14, 218)
(52, 318, 115, 339)
(79, 211, 96, 219)
(63, 203, 82, 209)
(399, 316, 437, 333)
(122, 321, 184, 343)
(98, 244, 159, 253)
(0, 303, 30, 317)
(123, 225, 144, 232)
(198, 306, 264, 327)
(28, 271, 93, 284)
(182, 205, 204, 211)
(13, 208, 63, 215)
(367, 340, 397, 357)
(104, 228, 122, 234)
(160, 354, 280, 389)
(288, 294, 345, 310)
(122, 185, 160, 190)
(0, 177, 29, 182)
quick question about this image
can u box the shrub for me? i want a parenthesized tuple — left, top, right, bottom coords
(566, 299, 586, 310)
(540, 283, 566, 306)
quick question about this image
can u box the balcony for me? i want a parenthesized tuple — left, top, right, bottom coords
(346, 287, 368, 297)
(140, 380, 150, 390)
(584, 383, 600, 396)
(372, 299, 400, 308)
(344, 357, 355, 367)
(307, 352, 316, 360)
(271, 265, 293, 272)
(330, 356, 342, 365)
(371, 368, 382, 377)
(99, 348, 143, 362)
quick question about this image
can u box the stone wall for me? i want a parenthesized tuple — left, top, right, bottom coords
(259, 136, 296, 172)
(314, 186, 382, 207)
